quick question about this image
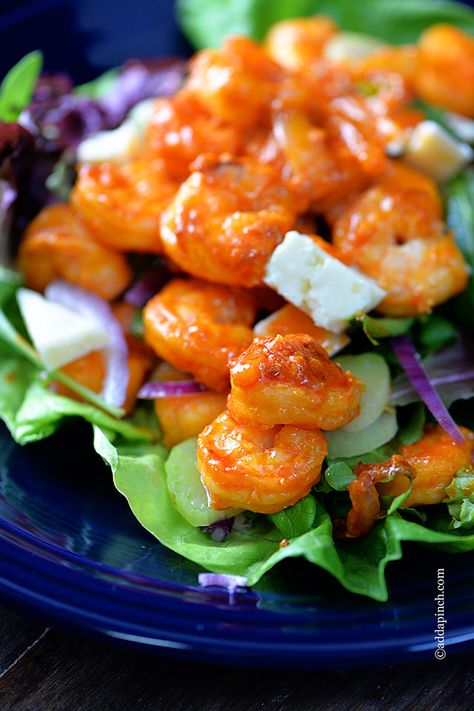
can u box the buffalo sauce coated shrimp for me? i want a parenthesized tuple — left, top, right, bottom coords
(333, 186, 469, 316)
(344, 426, 474, 538)
(415, 24, 474, 117)
(143, 278, 256, 391)
(56, 339, 152, 414)
(265, 16, 338, 71)
(378, 426, 474, 506)
(227, 334, 362, 430)
(160, 160, 299, 287)
(197, 411, 328, 514)
(145, 92, 242, 181)
(254, 303, 349, 356)
(18, 205, 132, 300)
(71, 158, 177, 253)
(248, 111, 370, 211)
(185, 36, 284, 129)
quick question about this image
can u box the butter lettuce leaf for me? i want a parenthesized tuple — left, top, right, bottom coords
(97, 428, 474, 601)
(0, 352, 152, 444)
(177, 0, 474, 50)
(0, 272, 154, 444)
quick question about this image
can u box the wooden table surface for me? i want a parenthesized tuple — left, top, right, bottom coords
(0, 604, 472, 710)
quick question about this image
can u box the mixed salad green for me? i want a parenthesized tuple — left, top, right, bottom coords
(1, 0, 474, 601)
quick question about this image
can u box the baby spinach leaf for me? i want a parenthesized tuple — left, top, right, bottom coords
(269, 495, 317, 538)
(324, 461, 356, 491)
(0, 51, 42, 121)
(398, 403, 426, 445)
(359, 314, 414, 345)
(416, 314, 458, 355)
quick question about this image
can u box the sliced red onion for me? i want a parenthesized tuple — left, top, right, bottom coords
(138, 380, 207, 399)
(198, 573, 248, 591)
(391, 336, 465, 445)
(123, 263, 167, 307)
(201, 518, 235, 542)
(45, 280, 129, 409)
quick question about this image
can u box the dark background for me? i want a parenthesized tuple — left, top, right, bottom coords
(0, 603, 473, 710)
(0, 0, 192, 81)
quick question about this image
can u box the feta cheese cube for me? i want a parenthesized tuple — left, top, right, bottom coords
(77, 121, 138, 164)
(17, 288, 109, 369)
(76, 99, 157, 164)
(405, 120, 473, 182)
(264, 231, 386, 333)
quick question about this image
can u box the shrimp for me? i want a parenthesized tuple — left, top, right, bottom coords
(160, 160, 299, 287)
(197, 411, 327, 514)
(143, 278, 256, 391)
(378, 426, 474, 506)
(185, 36, 284, 130)
(264, 16, 338, 72)
(145, 92, 241, 181)
(248, 111, 369, 211)
(344, 455, 415, 538)
(227, 334, 361, 430)
(254, 304, 349, 356)
(415, 24, 474, 117)
(349, 47, 418, 87)
(71, 158, 177, 253)
(344, 426, 474, 537)
(325, 159, 442, 227)
(56, 339, 152, 414)
(333, 186, 469, 316)
(18, 204, 132, 300)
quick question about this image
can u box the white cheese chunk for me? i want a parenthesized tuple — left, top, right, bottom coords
(77, 121, 138, 163)
(323, 32, 385, 63)
(128, 98, 157, 134)
(405, 120, 473, 182)
(17, 288, 109, 370)
(76, 98, 157, 164)
(264, 231, 386, 334)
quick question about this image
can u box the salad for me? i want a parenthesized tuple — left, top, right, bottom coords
(1, 0, 474, 602)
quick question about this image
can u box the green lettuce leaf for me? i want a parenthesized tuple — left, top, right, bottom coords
(268, 495, 317, 538)
(97, 428, 474, 601)
(0, 353, 152, 444)
(0, 274, 153, 443)
(444, 470, 474, 529)
(445, 169, 474, 329)
(177, 0, 474, 50)
(0, 51, 42, 121)
(358, 314, 414, 345)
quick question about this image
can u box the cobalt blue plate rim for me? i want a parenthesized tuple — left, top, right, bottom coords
(0, 483, 474, 667)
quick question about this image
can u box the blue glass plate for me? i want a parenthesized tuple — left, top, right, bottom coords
(1, 422, 474, 667)
(0, 0, 473, 668)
